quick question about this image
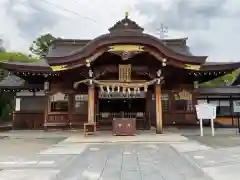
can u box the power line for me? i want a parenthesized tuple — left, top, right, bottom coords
(39, 0, 97, 22)
(38, 0, 97, 22)
(15, 0, 97, 23)
(14, 0, 159, 37)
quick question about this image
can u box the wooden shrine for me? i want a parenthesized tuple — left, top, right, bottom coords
(1, 13, 240, 133)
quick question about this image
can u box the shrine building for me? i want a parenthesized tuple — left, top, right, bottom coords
(1, 14, 240, 133)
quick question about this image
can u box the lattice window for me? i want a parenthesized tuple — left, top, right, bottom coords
(119, 64, 131, 81)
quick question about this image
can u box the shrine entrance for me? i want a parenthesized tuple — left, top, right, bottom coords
(96, 91, 150, 130)
(98, 99, 146, 113)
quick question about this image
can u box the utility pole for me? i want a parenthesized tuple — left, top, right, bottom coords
(156, 23, 168, 39)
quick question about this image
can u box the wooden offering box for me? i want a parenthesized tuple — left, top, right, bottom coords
(112, 118, 136, 136)
(84, 122, 96, 136)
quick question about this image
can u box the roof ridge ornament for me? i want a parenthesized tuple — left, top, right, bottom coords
(125, 11, 129, 19)
(108, 12, 144, 33)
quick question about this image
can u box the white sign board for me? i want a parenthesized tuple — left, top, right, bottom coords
(196, 103, 217, 120)
(195, 103, 217, 136)
(233, 100, 240, 113)
(15, 98, 21, 111)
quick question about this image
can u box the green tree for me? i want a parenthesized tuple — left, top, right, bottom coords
(0, 40, 15, 123)
(201, 69, 240, 86)
(29, 33, 56, 58)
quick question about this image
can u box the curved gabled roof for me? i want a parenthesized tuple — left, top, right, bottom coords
(46, 16, 207, 65)
(47, 32, 207, 65)
(47, 37, 192, 57)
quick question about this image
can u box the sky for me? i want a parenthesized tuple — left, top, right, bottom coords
(1, 0, 240, 62)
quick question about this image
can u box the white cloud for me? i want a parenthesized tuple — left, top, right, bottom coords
(0, 1, 29, 52)
(1, 0, 240, 62)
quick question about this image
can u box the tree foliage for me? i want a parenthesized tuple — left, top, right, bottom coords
(0, 52, 38, 62)
(201, 69, 240, 86)
(0, 39, 5, 52)
(0, 40, 14, 123)
(29, 33, 56, 58)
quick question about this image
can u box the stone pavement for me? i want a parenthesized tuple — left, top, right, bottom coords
(0, 131, 212, 180)
(0, 129, 239, 179)
(56, 142, 212, 180)
(184, 145, 240, 180)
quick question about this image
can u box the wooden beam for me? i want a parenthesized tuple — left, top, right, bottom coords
(155, 84, 163, 134)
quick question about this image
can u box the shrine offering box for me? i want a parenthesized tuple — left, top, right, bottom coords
(112, 118, 136, 136)
(84, 122, 96, 136)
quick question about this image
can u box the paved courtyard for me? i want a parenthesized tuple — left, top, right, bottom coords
(0, 129, 239, 179)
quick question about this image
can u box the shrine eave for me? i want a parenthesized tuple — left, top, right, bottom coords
(0, 60, 52, 72)
(46, 32, 207, 65)
(197, 86, 240, 95)
(199, 62, 240, 71)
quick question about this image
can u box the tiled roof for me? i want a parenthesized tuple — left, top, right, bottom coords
(0, 75, 25, 87)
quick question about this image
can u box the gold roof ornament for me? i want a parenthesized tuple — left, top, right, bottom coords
(184, 64, 201, 70)
(51, 65, 68, 71)
(175, 90, 192, 100)
(108, 45, 144, 52)
(125, 11, 129, 19)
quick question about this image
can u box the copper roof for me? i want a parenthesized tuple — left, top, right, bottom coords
(47, 38, 192, 58)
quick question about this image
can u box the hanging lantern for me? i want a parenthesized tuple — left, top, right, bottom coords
(107, 86, 110, 93)
(133, 88, 137, 94)
(162, 58, 167, 67)
(144, 85, 148, 92)
(88, 69, 93, 78)
(86, 59, 91, 67)
(194, 81, 199, 89)
(157, 69, 162, 77)
(122, 87, 126, 94)
(44, 81, 49, 91)
(100, 86, 104, 92)
(137, 88, 140, 94)
(111, 85, 115, 92)
(89, 79, 93, 85)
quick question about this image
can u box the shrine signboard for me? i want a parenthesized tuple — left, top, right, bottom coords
(196, 103, 217, 136)
(233, 100, 240, 113)
(233, 100, 240, 134)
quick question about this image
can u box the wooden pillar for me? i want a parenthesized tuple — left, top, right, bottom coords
(146, 90, 152, 129)
(155, 84, 163, 134)
(68, 93, 73, 128)
(88, 85, 95, 123)
(44, 93, 50, 130)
